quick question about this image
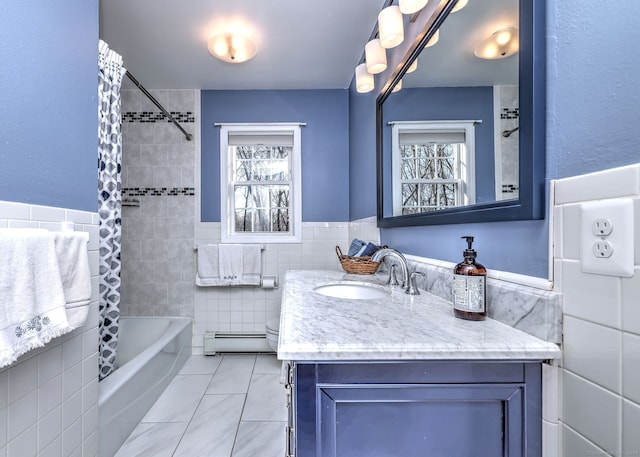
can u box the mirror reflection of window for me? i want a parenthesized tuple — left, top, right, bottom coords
(391, 121, 479, 215)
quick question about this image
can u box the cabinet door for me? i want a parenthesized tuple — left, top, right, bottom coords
(317, 384, 523, 457)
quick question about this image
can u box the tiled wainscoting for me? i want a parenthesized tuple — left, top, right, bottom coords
(0, 200, 100, 457)
(553, 164, 640, 456)
(193, 220, 380, 355)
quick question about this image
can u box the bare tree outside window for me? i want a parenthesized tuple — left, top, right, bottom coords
(232, 145, 291, 233)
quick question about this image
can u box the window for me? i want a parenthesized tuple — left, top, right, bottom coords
(391, 121, 477, 215)
(219, 124, 302, 243)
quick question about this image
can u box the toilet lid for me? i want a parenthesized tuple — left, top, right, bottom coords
(265, 318, 279, 333)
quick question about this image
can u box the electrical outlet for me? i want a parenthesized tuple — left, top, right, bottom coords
(592, 218, 613, 236)
(580, 198, 634, 277)
(592, 240, 613, 258)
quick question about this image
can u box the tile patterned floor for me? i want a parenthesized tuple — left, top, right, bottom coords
(114, 354, 287, 457)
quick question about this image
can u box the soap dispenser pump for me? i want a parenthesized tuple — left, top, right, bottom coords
(453, 236, 487, 321)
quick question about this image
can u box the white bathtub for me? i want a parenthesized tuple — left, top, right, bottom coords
(98, 317, 192, 457)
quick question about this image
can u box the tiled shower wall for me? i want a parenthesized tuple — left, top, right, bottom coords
(553, 164, 640, 456)
(0, 201, 99, 456)
(120, 89, 196, 318)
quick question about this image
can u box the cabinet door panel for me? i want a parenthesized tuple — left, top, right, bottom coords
(318, 384, 523, 457)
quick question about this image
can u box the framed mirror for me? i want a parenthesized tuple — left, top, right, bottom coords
(377, 0, 545, 227)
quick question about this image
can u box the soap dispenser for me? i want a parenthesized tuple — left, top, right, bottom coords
(453, 236, 487, 321)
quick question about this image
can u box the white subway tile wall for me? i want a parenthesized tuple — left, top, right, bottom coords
(0, 200, 100, 456)
(554, 163, 640, 457)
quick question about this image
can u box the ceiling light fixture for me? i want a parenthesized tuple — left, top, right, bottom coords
(378, 6, 404, 48)
(355, 63, 374, 93)
(365, 38, 387, 74)
(207, 32, 256, 63)
(399, 0, 429, 15)
(451, 0, 468, 13)
(474, 27, 519, 60)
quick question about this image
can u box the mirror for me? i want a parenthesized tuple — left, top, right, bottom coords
(377, 0, 545, 227)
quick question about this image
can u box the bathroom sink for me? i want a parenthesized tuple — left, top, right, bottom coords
(313, 281, 391, 300)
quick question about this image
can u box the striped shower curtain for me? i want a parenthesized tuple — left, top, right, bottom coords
(97, 40, 126, 379)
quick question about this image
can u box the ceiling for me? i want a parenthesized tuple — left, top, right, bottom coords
(99, 0, 386, 90)
(404, 0, 519, 88)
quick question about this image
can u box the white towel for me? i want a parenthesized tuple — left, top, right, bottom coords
(195, 244, 262, 287)
(0, 229, 73, 368)
(53, 231, 91, 329)
(219, 244, 244, 285)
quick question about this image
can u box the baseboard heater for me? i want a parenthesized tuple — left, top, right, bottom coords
(204, 331, 272, 355)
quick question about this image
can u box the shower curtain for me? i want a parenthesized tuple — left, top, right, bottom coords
(97, 40, 126, 380)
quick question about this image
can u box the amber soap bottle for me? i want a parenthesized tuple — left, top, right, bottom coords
(453, 236, 487, 321)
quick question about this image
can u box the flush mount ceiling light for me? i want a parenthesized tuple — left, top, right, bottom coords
(378, 6, 404, 48)
(207, 32, 256, 63)
(451, 0, 468, 13)
(474, 27, 519, 59)
(399, 0, 429, 15)
(355, 63, 374, 93)
(365, 38, 387, 74)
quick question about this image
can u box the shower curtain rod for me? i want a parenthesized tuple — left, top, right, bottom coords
(125, 71, 193, 141)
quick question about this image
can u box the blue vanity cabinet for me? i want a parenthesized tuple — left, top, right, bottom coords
(290, 361, 542, 457)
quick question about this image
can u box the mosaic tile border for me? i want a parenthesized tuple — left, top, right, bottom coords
(500, 107, 519, 119)
(502, 184, 519, 194)
(122, 112, 195, 123)
(123, 187, 195, 197)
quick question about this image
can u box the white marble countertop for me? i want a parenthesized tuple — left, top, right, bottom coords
(277, 270, 561, 362)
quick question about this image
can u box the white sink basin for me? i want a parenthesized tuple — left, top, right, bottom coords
(313, 281, 391, 300)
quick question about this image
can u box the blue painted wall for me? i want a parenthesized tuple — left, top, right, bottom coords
(348, 0, 640, 278)
(0, 1, 98, 212)
(201, 90, 350, 222)
(348, 80, 378, 221)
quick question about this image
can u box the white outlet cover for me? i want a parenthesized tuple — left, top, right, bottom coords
(580, 198, 634, 277)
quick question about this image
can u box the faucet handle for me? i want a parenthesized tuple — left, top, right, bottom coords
(407, 271, 425, 295)
(387, 264, 400, 286)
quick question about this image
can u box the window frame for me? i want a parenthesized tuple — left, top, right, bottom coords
(391, 120, 478, 216)
(219, 123, 302, 243)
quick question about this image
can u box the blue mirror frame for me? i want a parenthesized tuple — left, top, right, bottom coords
(376, 0, 546, 227)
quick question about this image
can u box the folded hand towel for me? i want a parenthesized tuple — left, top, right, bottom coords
(219, 244, 244, 285)
(348, 239, 367, 256)
(0, 229, 73, 368)
(241, 245, 262, 286)
(53, 231, 91, 329)
(196, 244, 219, 279)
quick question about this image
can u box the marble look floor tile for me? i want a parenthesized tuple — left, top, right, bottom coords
(142, 374, 212, 423)
(173, 394, 245, 457)
(179, 355, 223, 375)
(206, 356, 256, 394)
(254, 354, 282, 374)
(231, 421, 286, 457)
(242, 373, 287, 421)
(114, 422, 188, 457)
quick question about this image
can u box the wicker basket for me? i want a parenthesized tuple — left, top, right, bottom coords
(336, 245, 381, 275)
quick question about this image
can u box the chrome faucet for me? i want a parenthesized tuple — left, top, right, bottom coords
(372, 248, 420, 295)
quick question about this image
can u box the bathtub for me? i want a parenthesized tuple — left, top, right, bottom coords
(98, 317, 192, 457)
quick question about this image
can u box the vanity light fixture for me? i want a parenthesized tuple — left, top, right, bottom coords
(392, 79, 403, 92)
(365, 38, 387, 74)
(425, 29, 440, 47)
(399, 0, 429, 15)
(207, 32, 256, 63)
(474, 27, 519, 60)
(406, 58, 418, 74)
(451, 0, 468, 13)
(378, 6, 404, 48)
(355, 63, 375, 93)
